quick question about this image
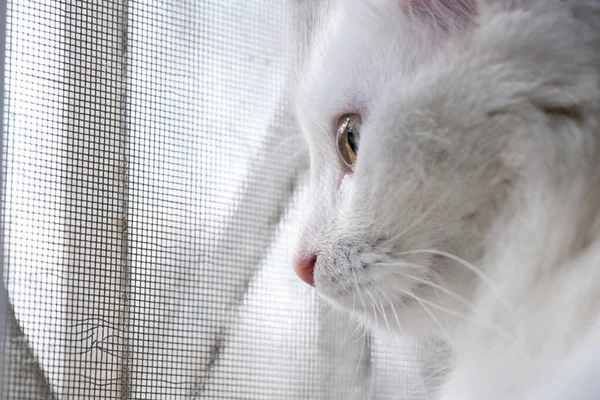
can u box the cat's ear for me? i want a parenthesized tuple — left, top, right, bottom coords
(398, 0, 477, 28)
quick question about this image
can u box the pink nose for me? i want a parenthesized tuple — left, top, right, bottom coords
(293, 254, 317, 286)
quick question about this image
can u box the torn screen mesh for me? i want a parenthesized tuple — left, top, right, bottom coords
(1, 0, 448, 398)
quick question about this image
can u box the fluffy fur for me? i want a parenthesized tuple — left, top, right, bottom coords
(293, 0, 600, 398)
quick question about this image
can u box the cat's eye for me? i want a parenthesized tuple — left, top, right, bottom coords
(336, 114, 361, 170)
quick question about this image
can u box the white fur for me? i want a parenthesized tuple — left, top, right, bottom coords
(294, 0, 600, 398)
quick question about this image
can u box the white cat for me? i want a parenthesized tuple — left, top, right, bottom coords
(292, 0, 600, 398)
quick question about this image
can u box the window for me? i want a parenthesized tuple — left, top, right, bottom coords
(1, 1, 446, 398)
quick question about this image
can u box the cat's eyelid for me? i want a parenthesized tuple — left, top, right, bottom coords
(332, 113, 348, 137)
(333, 110, 361, 137)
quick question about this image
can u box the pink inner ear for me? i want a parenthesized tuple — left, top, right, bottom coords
(399, 0, 477, 27)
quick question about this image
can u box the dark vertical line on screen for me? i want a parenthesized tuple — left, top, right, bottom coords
(0, 0, 7, 395)
(61, 0, 131, 397)
(118, 0, 131, 398)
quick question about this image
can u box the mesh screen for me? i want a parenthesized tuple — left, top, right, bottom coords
(1, 0, 449, 398)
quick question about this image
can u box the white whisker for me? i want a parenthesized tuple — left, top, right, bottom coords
(394, 266, 475, 309)
(366, 286, 391, 334)
(376, 286, 404, 334)
(400, 249, 513, 312)
(344, 291, 358, 341)
(373, 261, 423, 269)
(350, 268, 370, 340)
(413, 290, 454, 345)
(364, 287, 380, 331)
(399, 286, 511, 339)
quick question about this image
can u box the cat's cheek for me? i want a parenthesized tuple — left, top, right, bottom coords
(332, 173, 354, 217)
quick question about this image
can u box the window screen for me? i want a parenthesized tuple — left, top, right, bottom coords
(0, 0, 449, 398)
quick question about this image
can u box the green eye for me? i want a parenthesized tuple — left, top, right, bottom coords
(336, 114, 361, 170)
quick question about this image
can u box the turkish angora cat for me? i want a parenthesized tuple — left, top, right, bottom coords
(292, 0, 600, 398)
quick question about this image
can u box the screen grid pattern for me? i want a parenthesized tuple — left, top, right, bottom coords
(1, 0, 448, 399)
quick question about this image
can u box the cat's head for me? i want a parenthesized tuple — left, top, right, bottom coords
(293, 0, 599, 335)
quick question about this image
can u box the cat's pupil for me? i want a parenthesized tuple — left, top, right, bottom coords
(347, 128, 358, 154)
